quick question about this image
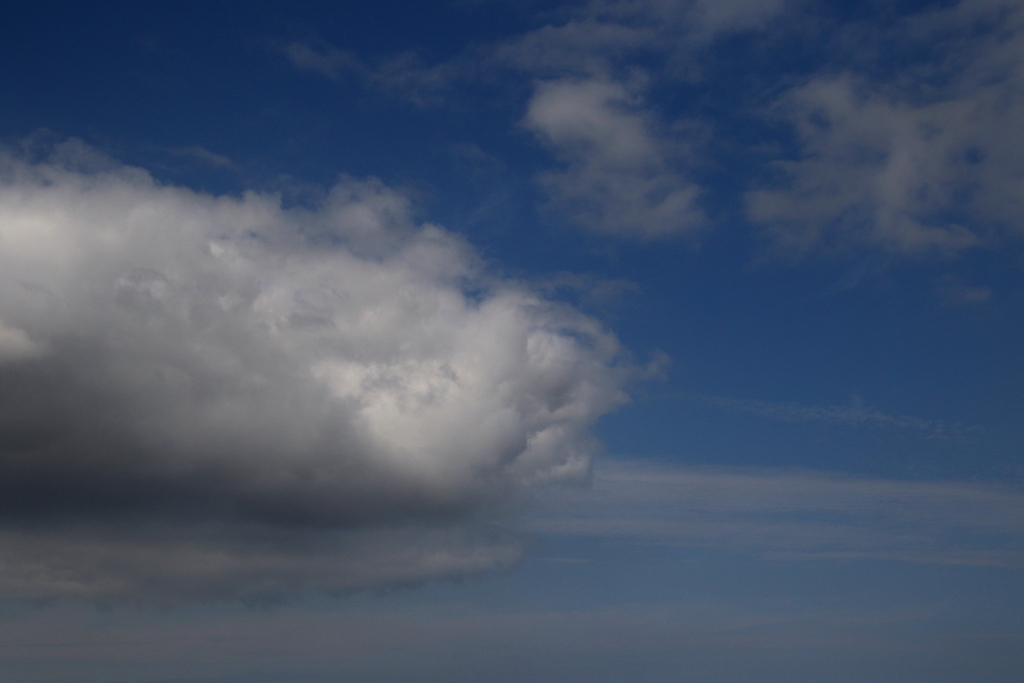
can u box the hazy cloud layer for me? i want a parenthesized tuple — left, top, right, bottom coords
(0, 142, 632, 601)
(530, 459, 1024, 566)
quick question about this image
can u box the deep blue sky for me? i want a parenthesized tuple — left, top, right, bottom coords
(1, 1, 1023, 681)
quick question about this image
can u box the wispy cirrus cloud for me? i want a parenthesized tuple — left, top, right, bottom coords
(693, 394, 967, 438)
(283, 40, 467, 107)
(529, 459, 1024, 566)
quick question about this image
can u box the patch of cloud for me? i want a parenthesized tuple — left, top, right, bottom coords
(748, 0, 1024, 256)
(0, 141, 634, 602)
(529, 459, 1024, 566)
(524, 77, 704, 238)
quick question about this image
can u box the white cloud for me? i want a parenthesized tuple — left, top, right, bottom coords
(0, 142, 633, 602)
(530, 459, 1024, 566)
(748, 0, 1024, 255)
(525, 77, 704, 238)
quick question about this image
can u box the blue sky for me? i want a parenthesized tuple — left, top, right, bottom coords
(1, 1, 1023, 681)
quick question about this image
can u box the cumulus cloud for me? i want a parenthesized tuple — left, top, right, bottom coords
(0, 142, 633, 602)
(748, 0, 1024, 255)
(524, 77, 704, 238)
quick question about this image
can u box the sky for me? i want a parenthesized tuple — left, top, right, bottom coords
(0, 0, 1023, 681)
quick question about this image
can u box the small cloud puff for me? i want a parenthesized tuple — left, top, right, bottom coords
(525, 78, 704, 239)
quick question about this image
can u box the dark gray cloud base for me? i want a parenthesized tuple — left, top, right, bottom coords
(0, 144, 632, 602)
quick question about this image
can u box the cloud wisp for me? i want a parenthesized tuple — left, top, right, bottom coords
(530, 459, 1024, 567)
(694, 394, 965, 438)
(0, 142, 634, 602)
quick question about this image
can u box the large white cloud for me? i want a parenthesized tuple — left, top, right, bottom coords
(0, 142, 633, 602)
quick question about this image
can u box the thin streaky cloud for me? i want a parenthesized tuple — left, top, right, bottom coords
(686, 393, 969, 437)
(528, 459, 1024, 567)
(169, 145, 235, 169)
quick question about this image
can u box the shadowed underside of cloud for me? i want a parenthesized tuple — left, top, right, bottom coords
(0, 142, 633, 602)
(530, 459, 1024, 567)
(0, 523, 525, 604)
